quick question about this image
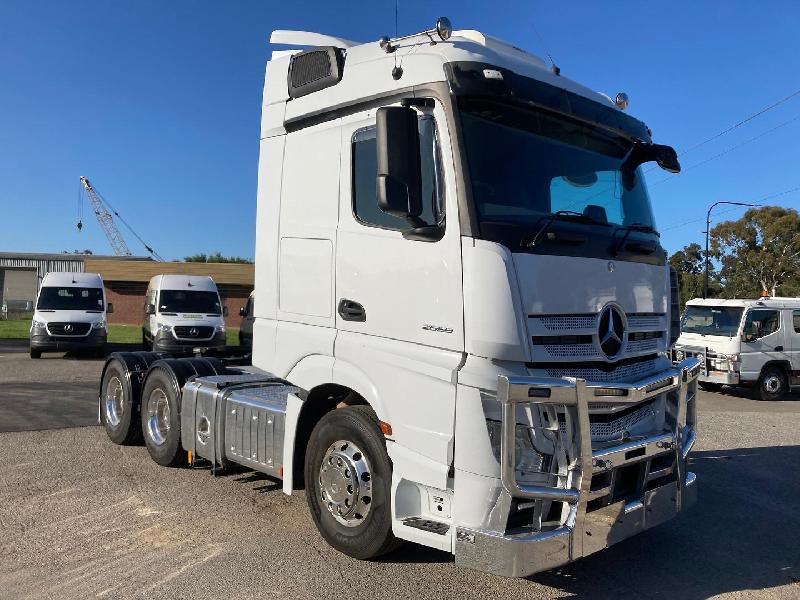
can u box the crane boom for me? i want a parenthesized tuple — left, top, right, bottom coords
(79, 176, 133, 256)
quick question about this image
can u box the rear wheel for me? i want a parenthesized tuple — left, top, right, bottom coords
(141, 369, 184, 466)
(29, 348, 41, 359)
(304, 405, 401, 559)
(757, 366, 788, 401)
(101, 359, 141, 444)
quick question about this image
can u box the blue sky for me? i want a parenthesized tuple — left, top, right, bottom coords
(1, 1, 799, 260)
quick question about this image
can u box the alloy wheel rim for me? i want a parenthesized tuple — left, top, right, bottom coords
(105, 376, 124, 427)
(319, 440, 373, 527)
(146, 388, 171, 445)
(764, 375, 782, 394)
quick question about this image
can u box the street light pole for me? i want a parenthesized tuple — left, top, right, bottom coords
(704, 201, 761, 299)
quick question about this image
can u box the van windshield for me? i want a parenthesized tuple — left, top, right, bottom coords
(681, 306, 743, 337)
(37, 287, 104, 311)
(159, 290, 221, 315)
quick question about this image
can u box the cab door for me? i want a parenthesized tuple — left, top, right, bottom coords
(739, 308, 786, 381)
(333, 101, 464, 468)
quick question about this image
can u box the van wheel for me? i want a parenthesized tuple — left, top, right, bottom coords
(30, 348, 41, 359)
(140, 369, 184, 466)
(758, 367, 788, 401)
(305, 405, 401, 560)
(101, 359, 141, 444)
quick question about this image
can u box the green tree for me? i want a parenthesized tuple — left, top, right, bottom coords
(184, 251, 252, 264)
(710, 206, 800, 298)
(668, 242, 717, 306)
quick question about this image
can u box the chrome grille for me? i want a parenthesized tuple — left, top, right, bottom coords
(173, 325, 214, 340)
(627, 338, 660, 353)
(559, 400, 657, 441)
(46, 322, 91, 336)
(543, 358, 658, 383)
(537, 315, 595, 331)
(628, 314, 664, 329)
(544, 344, 601, 359)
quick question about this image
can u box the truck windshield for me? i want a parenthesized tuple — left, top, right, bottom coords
(459, 99, 658, 256)
(681, 306, 744, 336)
(159, 290, 221, 315)
(37, 287, 104, 311)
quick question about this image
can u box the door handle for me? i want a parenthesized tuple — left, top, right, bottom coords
(775, 346, 784, 352)
(338, 299, 366, 322)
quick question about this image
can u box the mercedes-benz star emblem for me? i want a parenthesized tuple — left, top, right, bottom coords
(64, 324, 73, 333)
(598, 305, 626, 359)
(189, 327, 198, 337)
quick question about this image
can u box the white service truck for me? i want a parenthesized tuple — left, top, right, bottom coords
(675, 296, 800, 400)
(98, 19, 700, 577)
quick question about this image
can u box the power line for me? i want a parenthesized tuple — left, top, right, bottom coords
(659, 183, 800, 232)
(649, 111, 800, 188)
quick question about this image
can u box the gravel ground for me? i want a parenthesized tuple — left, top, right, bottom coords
(0, 342, 798, 599)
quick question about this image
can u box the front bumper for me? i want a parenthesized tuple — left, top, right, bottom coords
(30, 329, 107, 351)
(454, 358, 701, 578)
(675, 345, 739, 385)
(153, 330, 227, 354)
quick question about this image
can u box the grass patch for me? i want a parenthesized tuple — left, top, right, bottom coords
(0, 318, 239, 346)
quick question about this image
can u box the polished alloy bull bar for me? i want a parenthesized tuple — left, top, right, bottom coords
(454, 357, 701, 577)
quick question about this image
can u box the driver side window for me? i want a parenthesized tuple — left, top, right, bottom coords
(351, 115, 444, 232)
(744, 309, 780, 340)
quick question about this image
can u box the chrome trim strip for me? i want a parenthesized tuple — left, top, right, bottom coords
(624, 500, 644, 514)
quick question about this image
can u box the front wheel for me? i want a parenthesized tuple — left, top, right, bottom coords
(30, 348, 41, 359)
(304, 405, 401, 559)
(758, 367, 788, 401)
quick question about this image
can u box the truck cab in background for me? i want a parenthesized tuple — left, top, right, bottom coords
(142, 274, 228, 354)
(100, 20, 699, 578)
(30, 272, 110, 358)
(675, 297, 800, 400)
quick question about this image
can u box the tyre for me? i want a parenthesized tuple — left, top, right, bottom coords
(698, 382, 723, 392)
(100, 358, 141, 445)
(30, 348, 41, 359)
(140, 368, 184, 467)
(757, 366, 788, 401)
(304, 405, 401, 560)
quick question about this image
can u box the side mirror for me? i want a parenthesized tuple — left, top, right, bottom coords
(145, 303, 155, 315)
(223, 306, 229, 317)
(653, 144, 680, 174)
(106, 302, 114, 314)
(376, 106, 422, 220)
(239, 306, 246, 317)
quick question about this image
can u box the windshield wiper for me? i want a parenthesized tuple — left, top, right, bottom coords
(611, 223, 659, 255)
(522, 211, 606, 248)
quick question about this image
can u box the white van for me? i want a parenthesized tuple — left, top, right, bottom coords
(30, 272, 111, 358)
(675, 297, 800, 400)
(142, 274, 228, 354)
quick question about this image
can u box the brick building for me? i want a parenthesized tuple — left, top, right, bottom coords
(0, 252, 253, 327)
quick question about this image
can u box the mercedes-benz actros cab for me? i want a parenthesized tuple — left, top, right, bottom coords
(98, 19, 700, 577)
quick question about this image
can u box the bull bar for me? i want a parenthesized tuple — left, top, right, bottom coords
(454, 358, 701, 577)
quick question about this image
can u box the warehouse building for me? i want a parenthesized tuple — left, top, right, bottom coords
(0, 252, 253, 327)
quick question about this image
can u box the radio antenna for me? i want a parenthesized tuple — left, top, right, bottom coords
(531, 20, 560, 75)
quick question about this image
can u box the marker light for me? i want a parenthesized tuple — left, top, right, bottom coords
(615, 92, 629, 110)
(436, 17, 453, 41)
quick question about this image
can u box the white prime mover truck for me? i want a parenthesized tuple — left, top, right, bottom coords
(98, 19, 700, 577)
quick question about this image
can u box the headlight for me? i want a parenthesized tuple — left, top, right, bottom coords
(92, 320, 106, 330)
(486, 420, 545, 474)
(675, 349, 685, 361)
(215, 324, 226, 333)
(31, 319, 47, 330)
(726, 353, 740, 362)
(157, 322, 173, 333)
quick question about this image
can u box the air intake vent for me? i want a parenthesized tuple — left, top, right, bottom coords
(669, 267, 680, 346)
(287, 46, 345, 99)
